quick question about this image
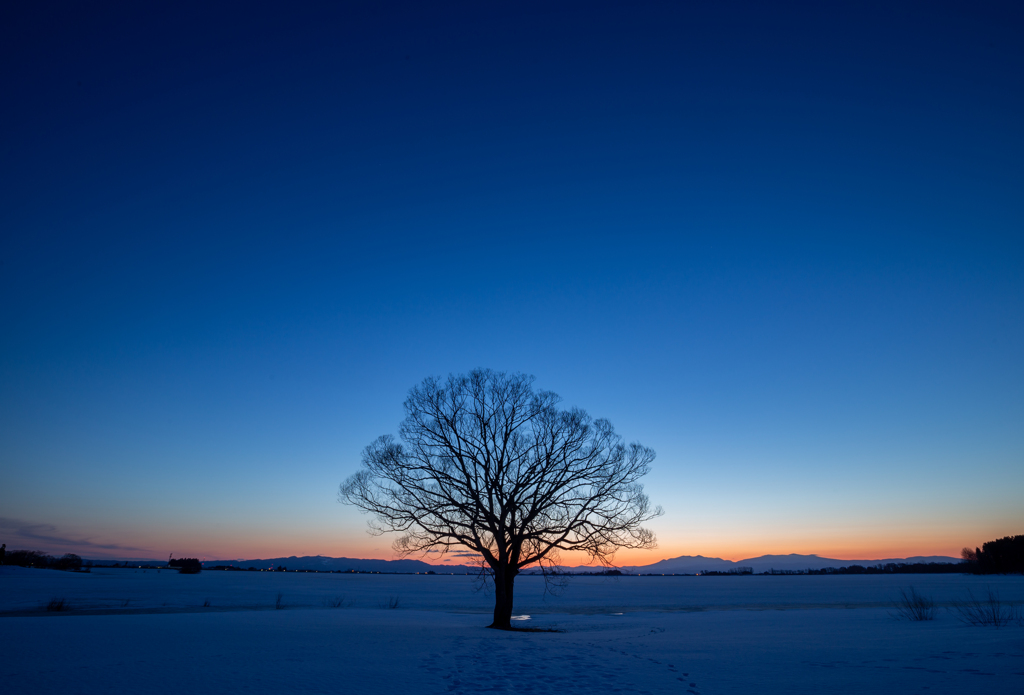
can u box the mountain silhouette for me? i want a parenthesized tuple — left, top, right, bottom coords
(198, 552, 958, 574)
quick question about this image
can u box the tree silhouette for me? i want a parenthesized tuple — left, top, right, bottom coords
(974, 535, 1024, 574)
(168, 557, 202, 574)
(53, 553, 82, 571)
(340, 369, 661, 629)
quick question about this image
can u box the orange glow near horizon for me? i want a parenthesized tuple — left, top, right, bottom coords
(6, 516, 991, 564)
(38, 535, 970, 564)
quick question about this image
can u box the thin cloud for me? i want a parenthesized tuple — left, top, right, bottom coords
(0, 517, 149, 554)
(421, 549, 479, 559)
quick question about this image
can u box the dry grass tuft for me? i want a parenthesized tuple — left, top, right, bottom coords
(46, 597, 69, 612)
(950, 589, 1021, 628)
(891, 587, 936, 621)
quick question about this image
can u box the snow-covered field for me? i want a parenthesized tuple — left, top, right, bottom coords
(2, 567, 1022, 693)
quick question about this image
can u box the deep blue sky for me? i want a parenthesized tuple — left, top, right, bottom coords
(1, 1, 1021, 562)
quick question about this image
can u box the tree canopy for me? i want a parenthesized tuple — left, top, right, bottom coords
(340, 369, 661, 628)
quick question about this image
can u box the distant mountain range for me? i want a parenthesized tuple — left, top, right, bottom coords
(199, 553, 960, 574)
(617, 554, 961, 574)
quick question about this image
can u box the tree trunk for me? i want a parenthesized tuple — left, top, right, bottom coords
(488, 564, 518, 629)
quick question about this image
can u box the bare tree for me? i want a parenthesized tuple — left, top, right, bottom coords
(339, 369, 662, 630)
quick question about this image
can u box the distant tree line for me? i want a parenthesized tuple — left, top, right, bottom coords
(962, 535, 1024, 574)
(3, 550, 83, 571)
(698, 567, 754, 576)
(206, 565, 460, 574)
(763, 562, 967, 575)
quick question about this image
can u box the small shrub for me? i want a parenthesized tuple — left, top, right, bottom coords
(121, 599, 130, 607)
(379, 596, 400, 609)
(202, 599, 211, 608)
(891, 587, 936, 621)
(323, 596, 348, 608)
(46, 598, 69, 612)
(950, 588, 1020, 627)
(275, 592, 285, 610)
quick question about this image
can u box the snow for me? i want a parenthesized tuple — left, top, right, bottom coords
(2, 567, 1022, 693)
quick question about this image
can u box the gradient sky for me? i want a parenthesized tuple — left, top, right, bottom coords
(1, 1, 1022, 564)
